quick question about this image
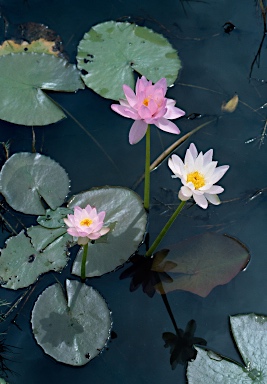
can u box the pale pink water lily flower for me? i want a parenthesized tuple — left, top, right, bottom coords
(64, 205, 110, 245)
(168, 143, 229, 209)
(111, 76, 185, 144)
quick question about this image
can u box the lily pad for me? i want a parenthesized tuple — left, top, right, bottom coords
(0, 52, 84, 125)
(69, 186, 147, 277)
(31, 279, 112, 366)
(0, 153, 70, 215)
(37, 207, 73, 229)
(154, 233, 250, 297)
(0, 230, 70, 290)
(77, 21, 181, 99)
(0, 39, 62, 57)
(27, 225, 68, 251)
(187, 314, 267, 383)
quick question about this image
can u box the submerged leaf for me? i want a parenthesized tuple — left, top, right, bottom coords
(187, 314, 267, 383)
(77, 21, 181, 99)
(0, 153, 70, 215)
(0, 52, 84, 125)
(154, 233, 250, 297)
(31, 279, 112, 366)
(0, 230, 70, 290)
(69, 186, 147, 277)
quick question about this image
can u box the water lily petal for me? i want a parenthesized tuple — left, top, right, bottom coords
(154, 117, 180, 134)
(168, 154, 184, 176)
(188, 143, 198, 160)
(154, 77, 167, 94)
(99, 227, 110, 236)
(123, 84, 137, 107)
(194, 151, 204, 170)
(205, 193, 221, 205)
(203, 149, 213, 165)
(111, 104, 139, 119)
(201, 185, 224, 194)
(164, 100, 185, 119)
(129, 120, 148, 144)
(209, 165, 230, 184)
(193, 192, 208, 209)
(181, 185, 193, 197)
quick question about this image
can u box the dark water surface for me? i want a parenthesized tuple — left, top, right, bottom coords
(0, 0, 267, 383)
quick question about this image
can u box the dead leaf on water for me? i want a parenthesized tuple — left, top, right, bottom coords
(0, 39, 62, 57)
(221, 94, 239, 113)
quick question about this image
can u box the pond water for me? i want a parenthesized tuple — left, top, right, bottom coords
(0, 0, 267, 383)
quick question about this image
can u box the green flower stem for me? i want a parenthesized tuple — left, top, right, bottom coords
(145, 200, 186, 257)
(144, 124, 151, 211)
(81, 242, 89, 282)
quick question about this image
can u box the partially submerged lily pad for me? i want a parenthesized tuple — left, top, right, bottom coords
(31, 279, 112, 365)
(0, 230, 70, 290)
(187, 313, 267, 383)
(77, 21, 181, 99)
(154, 233, 250, 297)
(69, 186, 147, 277)
(0, 153, 70, 215)
(0, 52, 84, 125)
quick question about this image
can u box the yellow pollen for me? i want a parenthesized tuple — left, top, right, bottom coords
(143, 97, 150, 107)
(80, 218, 93, 227)
(187, 171, 205, 189)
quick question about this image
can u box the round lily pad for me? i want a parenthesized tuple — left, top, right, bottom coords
(0, 152, 70, 215)
(77, 21, 181, 100)
(68, 186, 147, 277)
(0, 52, 84, 125)
(31, 279, 112, 366)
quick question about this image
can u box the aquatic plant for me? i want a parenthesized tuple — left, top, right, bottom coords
(111, 76, 185, 145)
(64, 205, 110, 245)
(64, 204, 110, 280)
(111, 75, 185, 210)
(168, 143, 229, 209)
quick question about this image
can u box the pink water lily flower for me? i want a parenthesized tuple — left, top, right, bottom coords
(64, 205, 110, 245)
(168, 143, 229, 209)
(111, 76, 185, 144)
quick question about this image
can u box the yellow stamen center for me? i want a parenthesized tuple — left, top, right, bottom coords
(143, 97, 150, 107)
(80, 218, 93, 227)
(187, 171, 205, 189)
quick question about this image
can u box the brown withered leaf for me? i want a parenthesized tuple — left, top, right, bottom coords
(221, 94, 239, 113)
(0, 38, 61, 57)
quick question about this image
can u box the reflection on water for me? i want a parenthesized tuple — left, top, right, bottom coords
(0, 0, 267, 383)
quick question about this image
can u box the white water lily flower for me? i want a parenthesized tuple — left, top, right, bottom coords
(168, 143, 229, 209)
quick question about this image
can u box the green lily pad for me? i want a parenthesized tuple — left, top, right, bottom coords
(69, 186, 147, 277)
(77, 21, 181, 100)
(37, 207, 73, 229)
(0, 230, 70, 290)
(154, 233, 250, 297)
(31, 279, 112, 366)
(27, 225, 68, 251)
(0, 52, 84, 125)
(187, 314, 267, 383)
(0, 153, 70, 215)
